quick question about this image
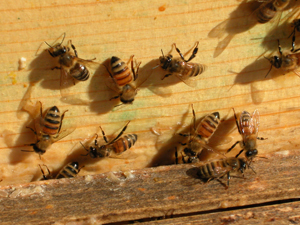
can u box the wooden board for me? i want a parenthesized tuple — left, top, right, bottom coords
(0, 149, 299, 224)
(1, 0, 300, 222)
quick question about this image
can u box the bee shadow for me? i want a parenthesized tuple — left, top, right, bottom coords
(88, 58, 116, 114)
(208, 0, 260, 58)
(141, 59, 184, 97)
(3, 119, 38, 165)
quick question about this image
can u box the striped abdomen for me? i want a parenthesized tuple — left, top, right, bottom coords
(182, 62, 205, 78)
(197, 160, 228, 179)
(112, 134, 137, 154)
(283, 53, 300, 72)
(240, 111, 254, 136)
(196, 112, 220, 142)
(256, 1, 276, 24)
(70, 62, 90, 81)
(42, 106, 61, 136)
(111, 56, 133, 86)
(56, 162, 80, 179)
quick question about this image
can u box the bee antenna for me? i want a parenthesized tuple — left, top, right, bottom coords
(246, 161, 256, 174)
(60, 32, 66, 45)
(44, 41, 52, 48)
(264, 57, 273, 78)
(161, 49, 165, 57)
(80, 142, 89, 152)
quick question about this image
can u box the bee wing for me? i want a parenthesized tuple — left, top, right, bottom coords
(198, 142, 226, 158)
(52, 127, 76, 143)
(104, 75, 121, 94)
(175, 74, 198, 88)
(60, 67, 74, 98)
(252, 109, 260, 137)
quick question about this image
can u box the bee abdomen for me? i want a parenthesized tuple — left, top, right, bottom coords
(42, 106, 61, 135)
(113, 134, 137, 154)
(256, 2, 276, 24)
(70, 63, 90, 81)
(56, 162, 79, 179)
(111, 56, 133, 86)
(197, 112, 220, 140)
(197, 160, 226, 179)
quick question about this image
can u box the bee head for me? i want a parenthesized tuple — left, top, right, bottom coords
(89, 146, 98, 158)
(31, 143, 46, 155)
(269, 56, 282, 68)
(159, 49, 173, 69)
(245, 149, 258, 160)
(184, 148, 196, 157)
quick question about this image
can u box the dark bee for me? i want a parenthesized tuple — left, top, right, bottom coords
(23, 102, 72, 156)
(39, 162, 81, 180)
(159, 42, 205, 86)
(197, 157, 248, 188)
(176, 105, 222, 164)
(227, 109, 266, 162)
(105, 55, 141, 105)
(265, 39, 300, 77)
(45, 33, 95, 97)
(81, 121, 137, 158)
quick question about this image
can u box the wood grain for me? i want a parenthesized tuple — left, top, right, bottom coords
(0, 0, 300, 210)
(0, 149, 299, 224)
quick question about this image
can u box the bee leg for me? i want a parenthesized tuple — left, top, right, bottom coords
(175, 148, 179, 164)
(58, 110, 69, 133)
(277, 39, 283, 56)
(232, 108, 242, 135)
(191, 104, 196, 130)
(51, 66, 61, 70)
(173, 42, 199, 62)
(69, 40, 78, 58)
(235, 149, 244, 158)
(161, 73, 172, 80)
(109, 95, 120, 101)
(257, 137, 267, 140)
(226, 141, 240, 153)
(179, 133, 190, 137)
(131, 56, 141, 81)
(47, 50, 55, 58)
(26, 126, 37, 135)
(109, 121, 131, 143)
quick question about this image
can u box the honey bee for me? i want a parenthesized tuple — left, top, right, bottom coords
(159, 42, 205, 86)
(227, 109, 266, 162)
(265, 39, 300, 77)
(251, 0, 290, 24)
(197, 157, 248, 188)
(45, 33, 96, 97)
(176, 105, 222, 164)
(81, 121, 138, 158)
(105, 55, 141, 105)
(23, 102, 73, 156)
(39, 162, 82, 180)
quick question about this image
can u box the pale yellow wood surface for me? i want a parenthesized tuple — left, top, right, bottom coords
(0, 0, 299, 185)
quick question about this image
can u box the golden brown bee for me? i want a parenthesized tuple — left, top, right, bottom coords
(159, 42, 205, 86)
(197, 157, 248, 188)
(45, 33, 95, 97)
(265, 39, 300, 77)
(227, 109, 266, 162)
(176, 105, 222, 164)
(39, 162, 81, 180)
(81, 121, 138, 158)
(105, 55, 141, 105)
(23, 102, 72, 156)
(252, 0, 290, 24)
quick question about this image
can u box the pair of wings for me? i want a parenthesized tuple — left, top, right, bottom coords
(60, 58, 97, 98)
(239, 109, 260, 139)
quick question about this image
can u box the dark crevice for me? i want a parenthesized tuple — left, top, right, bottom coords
(103, 198, 300, 224)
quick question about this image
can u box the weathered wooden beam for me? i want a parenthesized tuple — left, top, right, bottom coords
(0, 149, 299, 224)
